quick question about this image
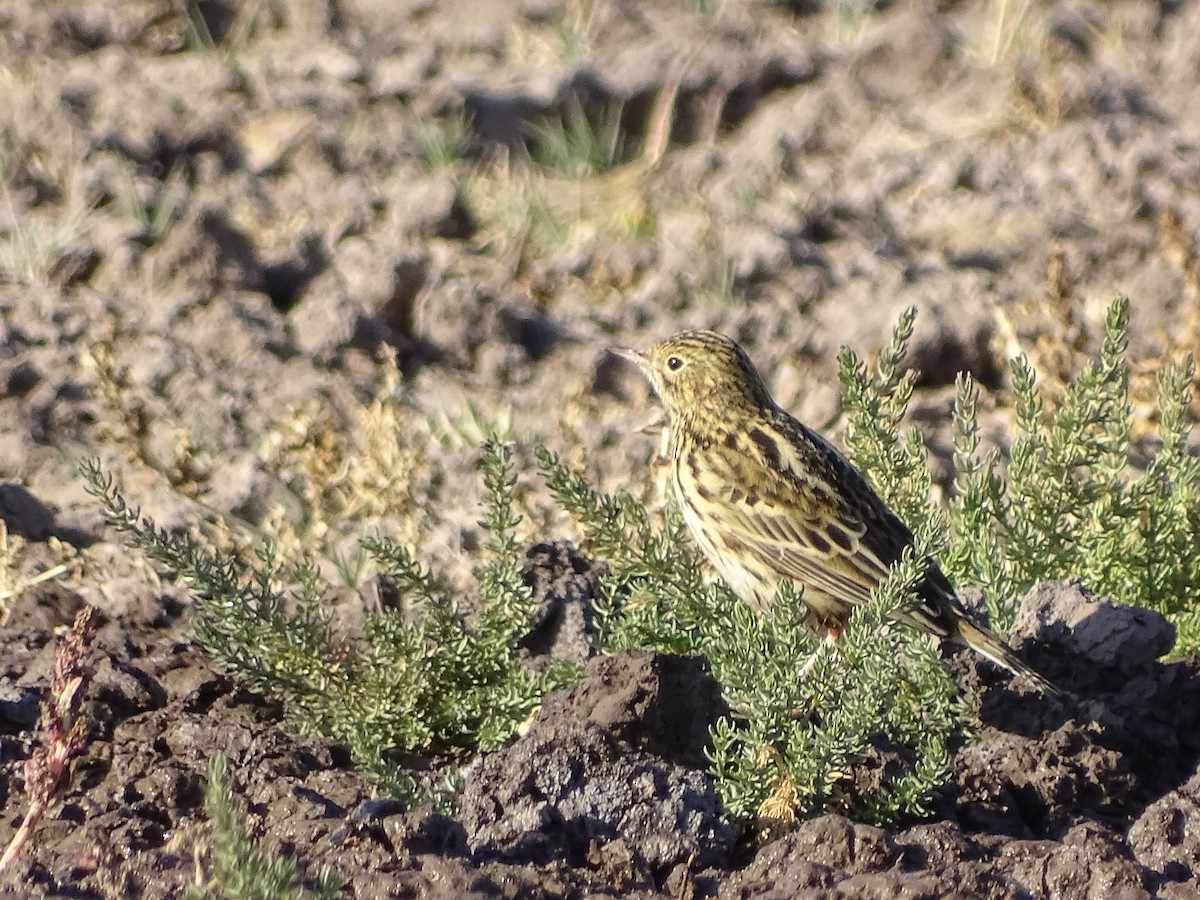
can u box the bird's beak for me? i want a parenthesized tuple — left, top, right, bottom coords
(611, 347, 648, 374)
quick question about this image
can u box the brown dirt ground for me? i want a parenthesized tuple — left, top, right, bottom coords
(2, 0, 1200, 897)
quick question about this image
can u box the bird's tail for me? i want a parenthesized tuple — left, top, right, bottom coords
(954, 617, 1066, 699)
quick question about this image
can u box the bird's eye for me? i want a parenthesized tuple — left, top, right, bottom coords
(666, 356, 684, 371)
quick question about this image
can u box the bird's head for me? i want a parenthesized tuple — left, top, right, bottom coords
(614, 330, 774, 424)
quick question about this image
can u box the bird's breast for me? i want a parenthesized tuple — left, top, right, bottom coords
(671, 445, 779, 612)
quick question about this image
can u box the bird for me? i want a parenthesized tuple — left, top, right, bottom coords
(615, 329, 1062, 697)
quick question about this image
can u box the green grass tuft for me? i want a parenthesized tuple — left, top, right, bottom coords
(187, 752, 341, 900)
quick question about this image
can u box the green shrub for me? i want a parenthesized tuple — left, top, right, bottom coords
(938, 298, 1200, 647)
(83, 440, 575, 804)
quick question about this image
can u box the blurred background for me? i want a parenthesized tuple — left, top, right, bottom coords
(1, 0, 1198, 581)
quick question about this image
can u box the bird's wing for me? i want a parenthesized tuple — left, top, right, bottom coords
(696, 416, 910, 610)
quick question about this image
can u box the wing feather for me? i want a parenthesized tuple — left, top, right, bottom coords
(701, 415, 909, 612)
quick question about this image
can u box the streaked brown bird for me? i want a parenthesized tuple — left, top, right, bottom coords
(616, 330, 1060, 696)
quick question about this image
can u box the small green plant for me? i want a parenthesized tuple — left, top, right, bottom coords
(413, 110, 473, 171)
(940, 297, 1200, 646)
(422, 395, 514, 451)
(0, 171, 92, 286)
(535, 440, 963, 827)
(527, 96, 627, 179)
(188, 752, 341, 900)
(836, 307, 942, 532)
(698, 255, 740, 312)
(82, 439, 574, 803)
(835, 296, 1200, 649)
(117, 161, 186, 245)
(464, 163, 570, 257)
(552, 6, 593, 61)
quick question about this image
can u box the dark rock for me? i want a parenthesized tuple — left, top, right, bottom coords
(952, 721, 1137, 835)
(459, 720, 734, 872)
(0, 683, 42, 731)
(1011, 579, 1176, 677)
(518, 539, 603, 665)
(533, 650, 730, 769)
(1128, 767, 1200, 887)
(1004, 823, 1151, 899)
